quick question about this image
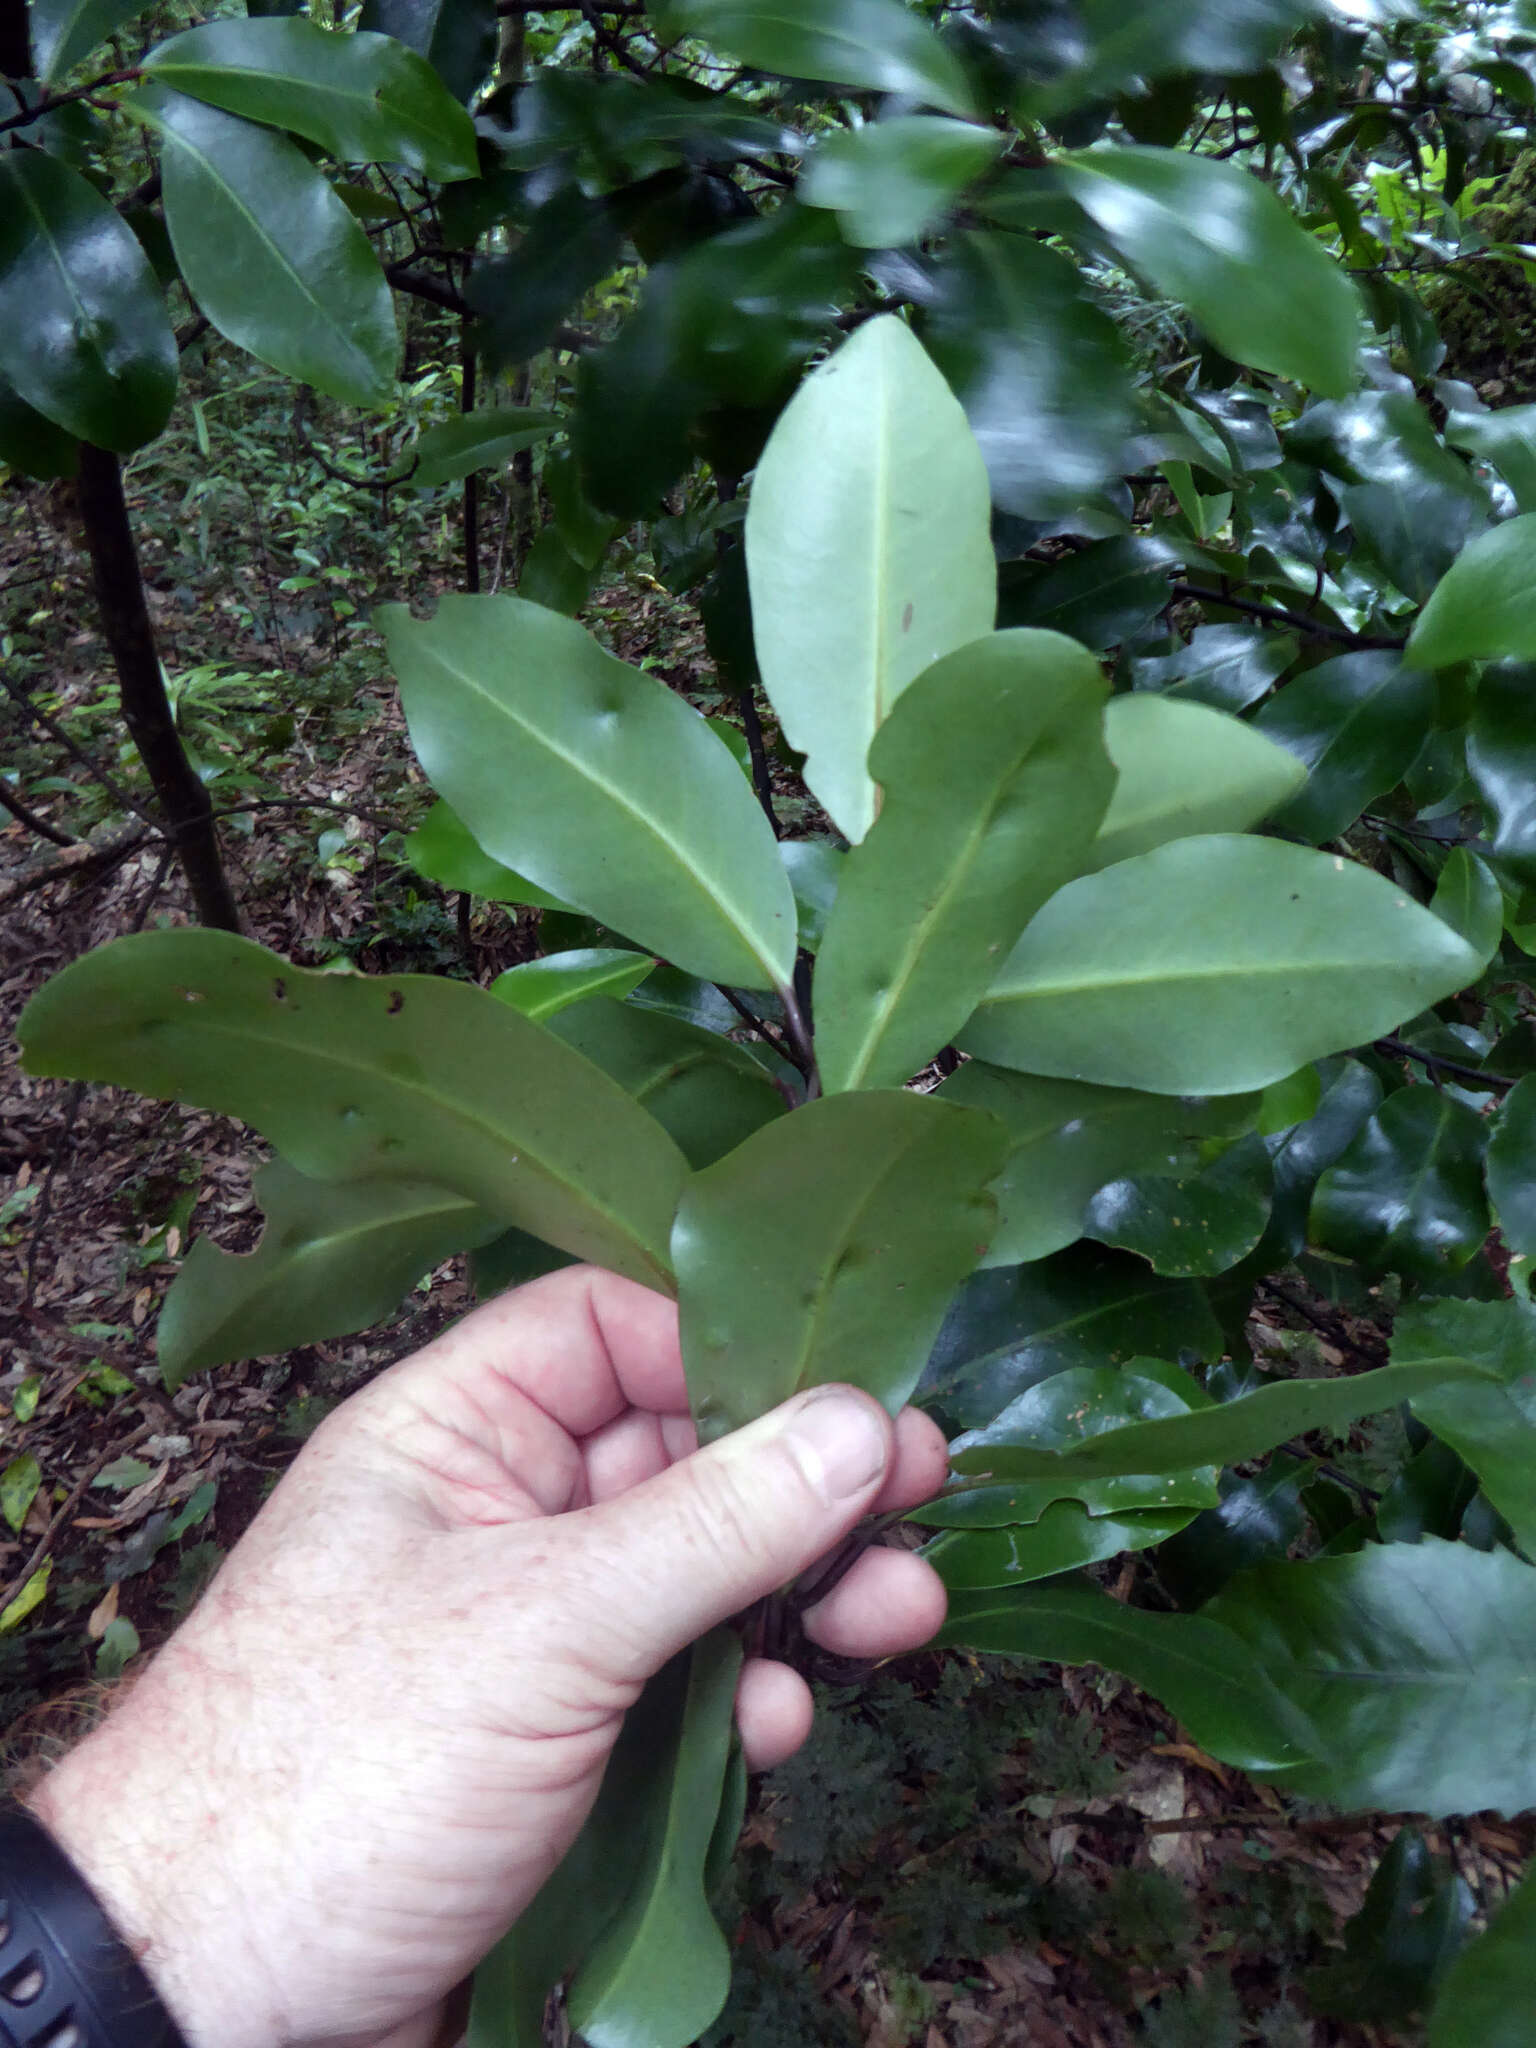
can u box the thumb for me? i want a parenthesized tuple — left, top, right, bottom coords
(570, 1385, 895, 1681)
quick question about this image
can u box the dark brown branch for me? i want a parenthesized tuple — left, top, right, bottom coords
(0, 672, 158, 827)
(1376, 1035, 1515, 1092)
(76, 442, 240, 930)
(0, 824, 150, 910)
(0, 777, 76, 847)
(1170, 582, 1406, 651)
(0, 66, 139, 136)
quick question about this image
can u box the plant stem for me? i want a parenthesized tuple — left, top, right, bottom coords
(75, 442, 241, 930)
(0, 777, 76, 847)
(1170, 581, 1406, 651)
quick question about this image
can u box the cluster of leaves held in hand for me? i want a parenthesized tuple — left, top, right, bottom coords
(15, 0, 1536, 2039)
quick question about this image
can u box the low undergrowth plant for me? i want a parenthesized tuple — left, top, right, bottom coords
(21, 307, 1536, 2044)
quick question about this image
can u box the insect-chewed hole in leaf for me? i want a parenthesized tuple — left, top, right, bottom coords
(340, 1105, 363, 1124)
(272, 978, 288, 1002)
(176, 986, 206, 1003)
(386, 991, 405, 1015)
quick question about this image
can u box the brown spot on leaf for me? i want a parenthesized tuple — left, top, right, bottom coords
(386, 990, 405, 1015)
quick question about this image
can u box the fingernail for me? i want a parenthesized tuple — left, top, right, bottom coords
(783, 1388, 889, 1502)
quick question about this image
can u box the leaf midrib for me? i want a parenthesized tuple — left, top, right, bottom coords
(135, 1007, 672, 1278)
(421, 638, 786, 988)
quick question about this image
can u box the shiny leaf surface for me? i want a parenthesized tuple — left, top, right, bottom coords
(138, 84, 397, 409)
(1489, 1075, 1536, 1289)
(382, 595, 797, 989)
(1131, 624, 1294, 714)
(403, 799, 573, 911)
(1430, 848, 1503, 969)
(1397, 1297, 1536, 1560)
(546, 997, 786, 1171)
(18, 932, 686, 1291)
(921, 1246, 1222, 1433)
(1467, 661, 1536, 885)
(965, 836, 1481, 1095)
(1156, 1456, 1311, 1611)
(158, 1159, 499, 1386)
(924, 1501, 1196, 1589)
(1408, 514, 1536, 670)
(815, 629, 1114, 1094)
(745, 315, 994, 844)
(489, 952, 656, 1023)
(1426, 1862, 1536, 2048)
(566, 1631, 742, 2048)
(801, 116, 1003, 248)
(1061, 146, 1358, 398)
(412, 407, 560, 488)
(0, 371, 79, 480)
(997, 535, 1174, 654)
(647, 0, 976, 118)
(1256, 653, 1436, 845)
(1307, 1829, 1471, 2021)
(938, 1062, 1258, 1269)
(0, 149, 175, 452)
(356, 0, 494, 105)
(1083, 1130, 1274, 1277)
(30, 0, 145, 83)
(921, 231, 1139, 523)
(1309, 1088, 1490, 1282)
(1086, 694, 1305, 873)
(675, 1091, 1004, 1441)
(142, 19, 478, 180)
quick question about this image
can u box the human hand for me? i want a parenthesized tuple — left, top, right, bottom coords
(27, 1266, 949, 2048)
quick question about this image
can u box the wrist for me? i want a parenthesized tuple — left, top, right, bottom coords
(23, 1685, 278, 2048)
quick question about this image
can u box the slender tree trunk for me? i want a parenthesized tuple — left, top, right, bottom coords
(76, 442, 241, 931)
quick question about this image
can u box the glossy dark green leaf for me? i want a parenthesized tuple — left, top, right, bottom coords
(1430, 848, 1503, 969)
(470, 1223, 576, 1302)
(412, 407, 560, 488)
(1408, 514, 1536, 670)
(565, 1630, 741, 2048)
(920, 231, 1138, 523)
(1255, 1065, 1322, 1136)
(1445, 400, 1536, 514)
(136, 84, 397, 409)
(1375, 1437, 1480, 1547)
(949, 1340, 1517, 1488)
(1425, 1862, 1536, 2048)
(745, 315, 994, 845)
(157, 1157, 499, 1387)
(1131, 624, 1295, 714)
(1061, 146, 1358, 398)
(490, 951, 656, 1023)
(1468, 661, 1536, 886)
(18, 932, 686, 1291)
(1083, 1131, 1274, 1278)
(965, 836, 1482, 1096)
(1031, 0, 1318, 114)
(382, 595, 797, 990)
(1287, 390, 1485, 507)
(648, 0, 976, 117)
(1489, 1074, 1536, 1290)
(470, 1633, 739, 2048)
(938, 1063, 1258, 1269)
(935, 1580, 1320, 1780)
(1396, 1296, 1536, 1558)
(546, 997, 785, 1171)
(142, 20, 478, 181)
(0, 371, 77, 479)
(1263, 1055, 1383, 1259)
(403, 799, 573, 911)
(815, 630, 1114, 1094)
(675, 1091, 1005, 1441)
(779, 840, 843, 954)
(1087, 694, 1304, 872)
(1156, 1456, 1310, 1611)
(467, 189, 622, 373)
(1308, 1829, 1472, 2022)
(357, 0, 494, 106)
(0, 149, 175, 452)
(1255, 652, 1436, 844)
(1309, 1088, 1490, 1281)
(801, 116, 1002, 248)
(924, 1501, 1196, 1589)
(1206, 1539, 1536, 1814)
(1345, 476, 1486, 608)
(30, 0, 144, 83)
(921, 1245, 1222, 1433)
(996, 536, 1174, 654)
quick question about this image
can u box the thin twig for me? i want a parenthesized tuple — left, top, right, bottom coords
(0, 672, 159, 827)
(1376, 1034, 1515, 1091)
(204, 793, 407, 835)
(0, 1425, 153, 1619)
(1170, 582, 1405, 651)
(778, 978, 820, 1098)
(0, 779, 76, 847)
(714, 984, 801, 1068)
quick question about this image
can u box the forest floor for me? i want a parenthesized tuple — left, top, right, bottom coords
(1, 452, 1529, 2048)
